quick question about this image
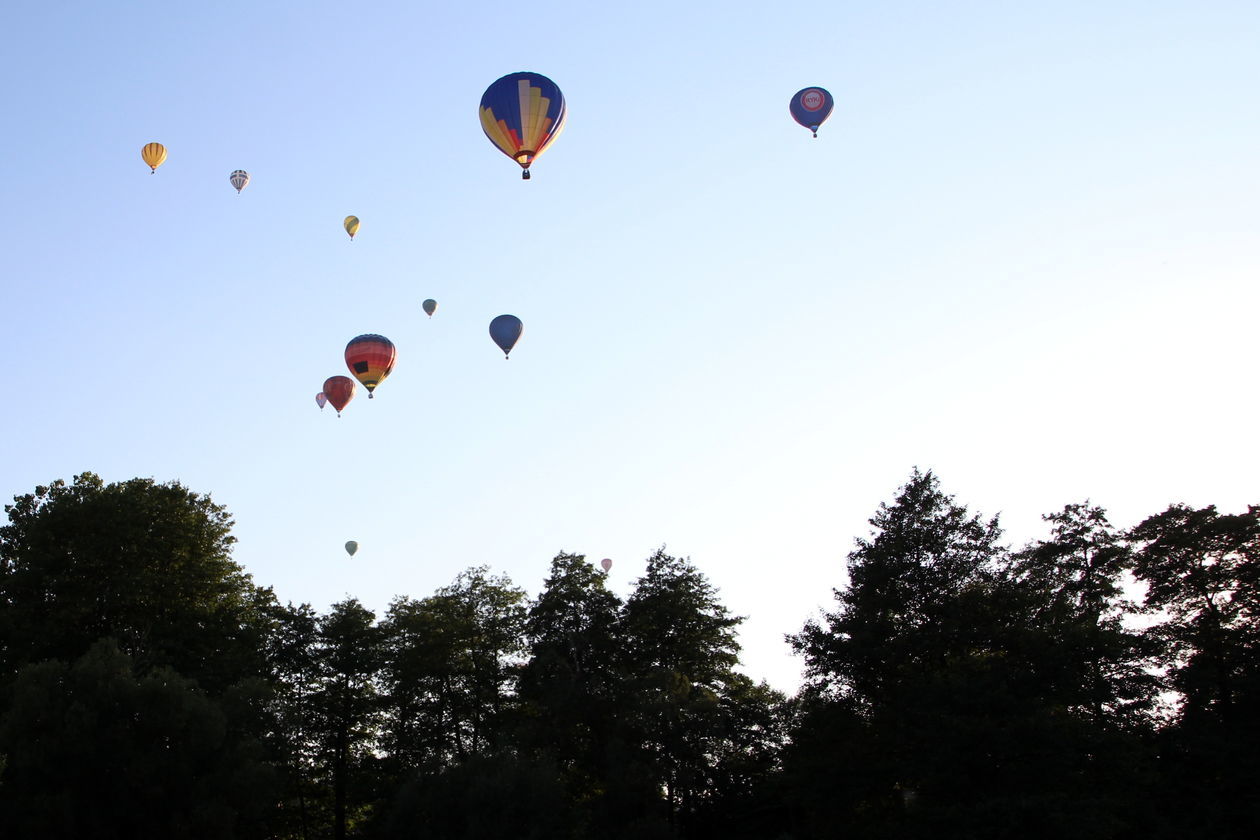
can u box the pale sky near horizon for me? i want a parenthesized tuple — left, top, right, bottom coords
(2, 0, 1257, 692)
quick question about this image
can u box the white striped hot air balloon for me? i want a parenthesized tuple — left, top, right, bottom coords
(230, 170, 250, 193)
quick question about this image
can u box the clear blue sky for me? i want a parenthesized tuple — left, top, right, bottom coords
(3, 0, 1257, 691)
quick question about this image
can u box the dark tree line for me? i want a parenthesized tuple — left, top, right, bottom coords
(1, 471, 1256, 838)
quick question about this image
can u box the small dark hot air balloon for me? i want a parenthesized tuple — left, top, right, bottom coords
(423, 299, 437, 318)
(345, 541, 359, 557)
(316, 392, 327, 410)
(230, 170, 250, 193)
(789, 87, 834, 138)
(345, 334, 396, 398)
(489, 315, 523, 358)
(480, 72, 567, 180)
(322, 375, 356, 416)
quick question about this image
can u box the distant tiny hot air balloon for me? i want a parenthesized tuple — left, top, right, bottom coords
(141, 142, 167, 173)
(422, 299, 437, 318)
(322, 375, 356, 416)
(230, 170, 250, 193)
(316, 392, 327, 410)
(345, 541, 359, 557)
(601, 558, 612, 573)
(489, 315, 523, 358)
(344, 216, 360, 240)
(480, 72, 567, 180)
(789, 87, 834, 138)
(345, 334, 396, 398)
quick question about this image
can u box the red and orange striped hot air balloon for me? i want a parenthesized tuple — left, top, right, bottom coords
(345, 334, 396, 398)
(322, 376, 356, 416)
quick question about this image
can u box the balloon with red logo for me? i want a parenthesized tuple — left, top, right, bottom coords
(345, 334, 397, 398)
(322, 376, 356, 416)
(789, 87, 834, 138)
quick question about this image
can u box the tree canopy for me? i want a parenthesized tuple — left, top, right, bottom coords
(1, 469, 1256, 839)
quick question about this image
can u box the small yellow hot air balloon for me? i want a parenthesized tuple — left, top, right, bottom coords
(141, 142, 167, 173)
(344, 216, 360, 240)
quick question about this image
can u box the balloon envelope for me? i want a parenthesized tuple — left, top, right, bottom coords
(422, 299, 437, 318)
(345, 541, 358, 557)
(345, 334, 397, 397)
(479, 72, 566, 179)
(789, 87, 834, 137)
(230, 170, 250, 193)
(141, 142, 167, 172)
(489, 315, 523, 358)
(344, 216, 360, 239)
(322, 375, 356, 416)
(601, 558, 612, 573)
(316, 392, 327, 409)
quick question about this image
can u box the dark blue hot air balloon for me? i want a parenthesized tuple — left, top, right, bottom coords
(489, 315, 523, 358)
(789, 87, 834, 138)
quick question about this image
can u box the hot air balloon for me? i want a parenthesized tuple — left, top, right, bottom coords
(316, 392, 327, 410)
(345, 334, 396, 398)
(141, 142, 167, 173)
(789, 87, 834, 138)
(230, 170, 250, 193)
(422, 299, 437, 318)
(601, 558, 613, 573)
(345, 540, 359, 557)
(322, 375, 356, 416)
(344, 216, 360, 240)
(479, 72, 567, 180)
(489, 315, 523, 358)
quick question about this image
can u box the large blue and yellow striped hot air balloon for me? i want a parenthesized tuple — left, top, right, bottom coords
(479, 72, 566, 180)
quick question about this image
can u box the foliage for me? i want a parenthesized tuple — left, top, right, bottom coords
(378, 567, 528, 774)
(380, 751, 579, 840)
(1128, 504, 1260, 839)
(312, 599, 385, 840)
(1, 470, 1256, 839)
(1009, 502, 1160, 729)
(0, 638, 277, 840)
(0, 472, 274, 693)
(786, 472, 1166, 839)
(620, 548, 782, 833)
(515, 551, 626, 791)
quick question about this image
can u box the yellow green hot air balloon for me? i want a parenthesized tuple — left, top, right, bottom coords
(141, 142, 167, 173)
(344, 216, 360, 240)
